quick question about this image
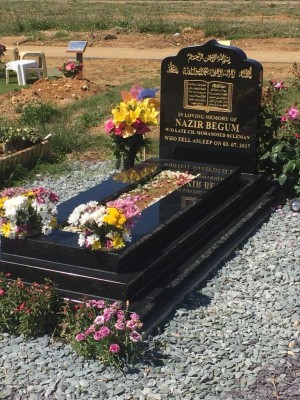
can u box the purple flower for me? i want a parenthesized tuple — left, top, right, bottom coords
(109, 343, 120, 354)
(75, 332, 86, 341)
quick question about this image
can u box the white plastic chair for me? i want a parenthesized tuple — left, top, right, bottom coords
(6, 60, 41, 85)
(18, 51, 47, 78)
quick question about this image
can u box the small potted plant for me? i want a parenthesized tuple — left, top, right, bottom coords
(0, 187, 59, 238)
(58, 59, 83, 78)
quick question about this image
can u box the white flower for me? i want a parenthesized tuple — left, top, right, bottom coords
(4, 196, 27, 217)
(78, 233, 86, 247)
(42, 225, 52, 235)
(85, 233, 99, 247)
(122, 230, 131, 242)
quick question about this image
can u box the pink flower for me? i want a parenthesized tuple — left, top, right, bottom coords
(288, 107, 299, 120)
(115, 321, 125, 331)
(129, 330, 142, 343)
(99, 326, 111, 338)
(0, 288, 5, 295)
(295, 133, 300, 139)
(75, 332, 86, 341)
(116, 310, 125, 320)
(85, 325, 95, 335)
(94, 315, 105, 325)
(126, 320, 137, 330)
(130, 312, 140, 321)
(93, 331, 103, 341)
(103, 308, 114, 321)
(273, 81, 285, 90)
(115, 123, 125, 136)
(281, 116, 288, 122)
(109, 343, 120, 354)
(132, 119, 150, 134)
(95, 300, 106, 308)
(104, 119, 115, 133)
(65, 62, 75, 71)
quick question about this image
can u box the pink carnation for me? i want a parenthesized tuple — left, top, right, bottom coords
(75, 332, 86, 341)
(129, 330, 142, 343)
(109, 343, 120, 353)
(0, 289, 5, 295)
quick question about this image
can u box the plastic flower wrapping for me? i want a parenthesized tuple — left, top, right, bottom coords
(0, 187, 59, 238)
(67, 198, 141, 251)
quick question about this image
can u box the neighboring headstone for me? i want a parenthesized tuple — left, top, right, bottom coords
(159, 39, 263, 173)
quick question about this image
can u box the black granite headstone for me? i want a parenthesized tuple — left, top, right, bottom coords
(159, 39, 263, 173)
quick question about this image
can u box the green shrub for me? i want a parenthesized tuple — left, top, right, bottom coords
(20, 103, 61, 126)
(60, 299, 143, 367)
(0, 273, 61, 337)
(258, 80, 300, 196)
(0, 125, 45, 152)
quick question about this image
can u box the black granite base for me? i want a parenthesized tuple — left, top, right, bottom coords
(0, 159, 280, 330)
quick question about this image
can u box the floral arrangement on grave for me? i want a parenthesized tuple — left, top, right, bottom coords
(104, 83, 160, 169)
(67, 197, 141, 251)
(58, 59, 83, 78)
(0, 187, 59, 238)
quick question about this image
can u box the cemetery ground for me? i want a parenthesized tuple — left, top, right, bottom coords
(0, 32, 299, 175)
(0, 33, 300, 399)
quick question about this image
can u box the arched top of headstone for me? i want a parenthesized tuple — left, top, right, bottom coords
(159, 39, 263, 173)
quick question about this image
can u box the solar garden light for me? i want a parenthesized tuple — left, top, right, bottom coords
(289, 198, 300, 212)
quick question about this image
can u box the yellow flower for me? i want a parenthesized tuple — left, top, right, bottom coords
(91, 239, 101, 250)
(103, 208, 126, 228)
(1, 222, 12, 238)
(111, 234, 125, 249)
(0, 196, 8, 217)
(49, 217, 57, 229)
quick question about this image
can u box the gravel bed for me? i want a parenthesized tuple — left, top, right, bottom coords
(1, 161, 300, 399)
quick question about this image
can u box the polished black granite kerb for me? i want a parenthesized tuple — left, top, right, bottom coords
(1, 159, 240, 275)
(159, 39, 263, 173)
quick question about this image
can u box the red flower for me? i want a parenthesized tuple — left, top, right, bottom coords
(295, 133, 300, 139)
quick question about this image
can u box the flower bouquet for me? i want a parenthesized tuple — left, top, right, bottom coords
(0, 187, 59, 238)
(58, 59, 83, 78)
(67, 197, 141, 251)
(104, 88, 160, 169)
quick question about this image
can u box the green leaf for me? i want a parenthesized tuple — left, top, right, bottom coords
(270, 153, 278, 163)
(278, 174, 287, 186)
(272, 142, 285, 152)
(283, 161, 296, 173)
(260, 151, 270, 160)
